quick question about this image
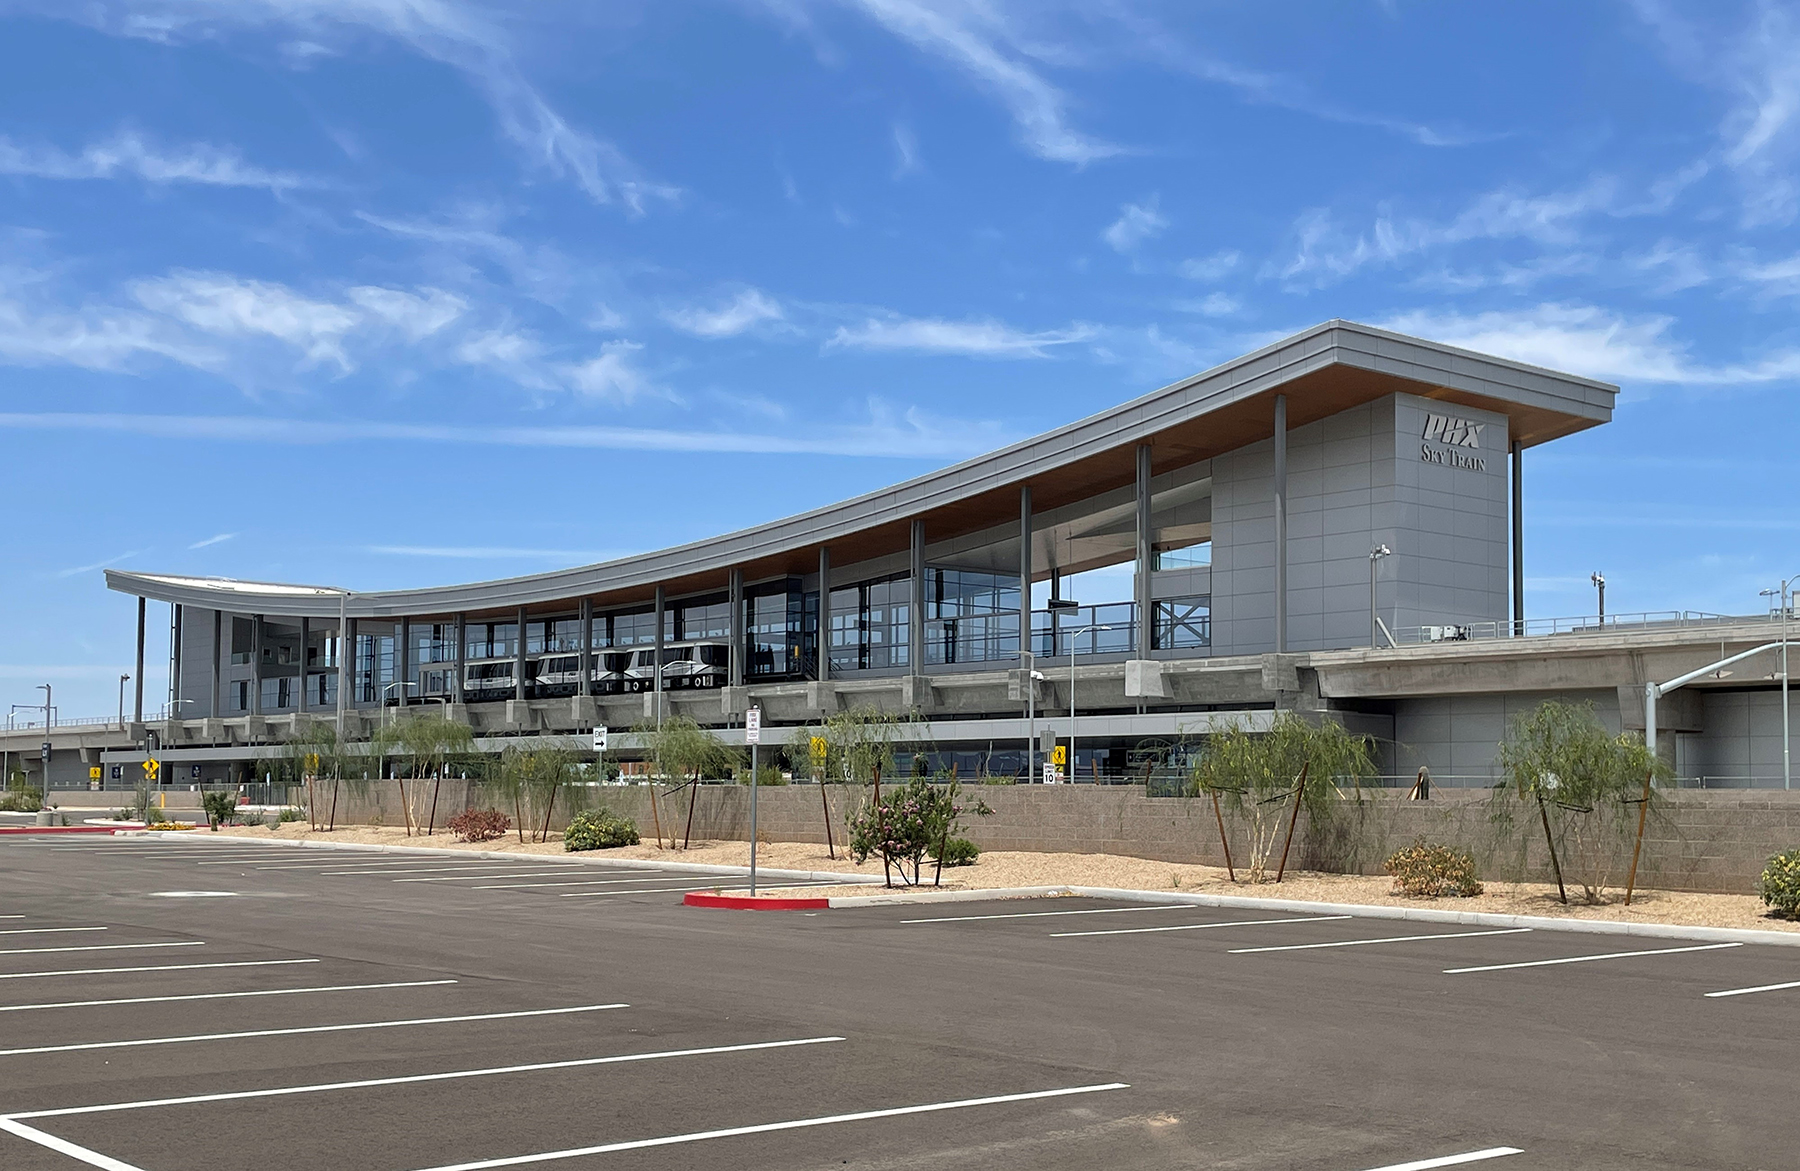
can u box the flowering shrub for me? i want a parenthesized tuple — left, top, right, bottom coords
(447, 808, 512, 843)
(564, 809, 640, 851)
(1385, 838, 1483, 898)
(147, 821, 194, 831)
(201, 791, 238, 831)
(847, 778, 991, 886)
(1760, 849, 1800, 918)
(932, 837, 980, 867)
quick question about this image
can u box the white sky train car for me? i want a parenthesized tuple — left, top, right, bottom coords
(623, 640, 729, 690)
(532, 652, 634, 697)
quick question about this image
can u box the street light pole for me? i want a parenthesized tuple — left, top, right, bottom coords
(1591, 571, 1606, 623)
(1764, 576, 1800, 791)
(1025, 669, 1044, 782)
(1068, 623, 1112, 783)
(118, 674, 130, 731)
(1369, 545, 1391, 648)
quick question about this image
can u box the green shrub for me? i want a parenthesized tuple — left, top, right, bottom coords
(278, 807, 305, 823)
(564, 808, 640, 851)
(931, 836, 980, 867)
(0, 787, 43, 813)
(1385, 838, 1483, 898)
(1760, 849, 1800, 918)
(736, 764, 788, 786)
(200, 790, 238, 831)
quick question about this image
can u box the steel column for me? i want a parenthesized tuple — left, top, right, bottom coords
(1135, 445, 1153, 658)
(578, 599, 592, 697)
(297, 616, 308, 713)
(133, 596, 146, 723)
(1511, 440, 1525, 635)
(817, 546, 831, 682)
(513, 607, 527, 702)
(1020, 486, 1033, 662)
(909, 519, 925, 672)
(1273, 394, 1288, 654)
(210, 609, 222, 720)
(729, 568, 745, 688)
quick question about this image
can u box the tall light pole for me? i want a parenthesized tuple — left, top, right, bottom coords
(1761, 575, 1799, 791)
(1067, 622, 1112, 783)
(117, 674, 130, 731)
(35, 683, 51, 816)
(1369, 545, 1391, 648)
(1024, 669, 1044, 782)
(1591, 571, 1606, 623)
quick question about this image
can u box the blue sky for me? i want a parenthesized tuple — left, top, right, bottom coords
(4, 0, 1800, 718)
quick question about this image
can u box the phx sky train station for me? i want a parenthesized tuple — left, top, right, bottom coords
(12, 320, 1800, 790)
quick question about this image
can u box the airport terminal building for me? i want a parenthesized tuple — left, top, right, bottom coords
(12, 320, 1800, 790)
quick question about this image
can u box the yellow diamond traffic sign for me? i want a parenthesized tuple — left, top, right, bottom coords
(142, 758, 159, 781)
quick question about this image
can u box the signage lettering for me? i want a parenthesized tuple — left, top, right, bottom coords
(1421, 413, 1488, 471)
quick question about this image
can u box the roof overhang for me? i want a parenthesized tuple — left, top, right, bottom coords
(106, 319, 1616, 621)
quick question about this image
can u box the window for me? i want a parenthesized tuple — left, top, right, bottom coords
(312, 672, 336, 707)
(230, 617, 253, 665)
(1154, 596, 1211, 649)
(1154, 543, 1211, 571)
(674, 597, 730, 642)
(357, 632, 395, 703)
(234, 680, 250, 712)
(925, 569, 1019, 665)
(828, 575, 910, 673)
(412, 624, 457, 665)
(260, 677, 292, 711)
(465, 622, 516, 660)
(607, 610, 657, 647)
(746, 587, 806, 678)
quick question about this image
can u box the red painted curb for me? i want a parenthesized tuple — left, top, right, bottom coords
(683, 891, 831, 911)
(0, 825, 123, 835)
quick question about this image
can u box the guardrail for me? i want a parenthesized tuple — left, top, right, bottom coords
(1391, 610, 1753, 646)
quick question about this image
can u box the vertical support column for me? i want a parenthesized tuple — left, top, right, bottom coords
(211, 610, 223, 720)
(134, 597, 146, 723)
(1135, 445, 1153, 658)
(909, 519, 925, 673)
(728, 569, 745, 689)
(817, 546, 831, 682)
(170, 604, 184, 720)
(250, 614, 264, 716)
(653, 585, 666, 718)
(1273, 393, 1288, 654)
(344, 618, 358, 713)
(397, 617, 411, 711)
(1511, 440, 1525, 636)
(455, 613, 467, 702)
(578, 599, 593, 696)
(1019, 486, 1034, 662)
(513, 607, 527, 702)
(297, 616, 309, 713)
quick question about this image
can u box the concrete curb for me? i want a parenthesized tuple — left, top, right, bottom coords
(137, 833, 884, 887)
(826, 884, 1800, 947)
(684, 891, 832, 911)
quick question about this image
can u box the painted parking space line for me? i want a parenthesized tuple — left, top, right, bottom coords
(0, 941, 203, 958)
(560, 881, 839, 898)
(1358, 1148, 1523, 1171)
(0, 958, 319, 981)
(0, 927, 107, 937)
(1446, 942, 1743, 974)
(472, 876, 697, 890)
(903, 905, 1189, 924)
(319, 864, 589, 876)
(393, 871, 611, 883)
(1703, 978, 1800, 998)
(0, 1119, 142, 1171)
(248, 860, 496, 870)
(1229, 929, 1533, 955)
(0, 979, 459, 1013)
(6, 1035, 847, 1121)
(1052, 914, 1354, 939)
(395, 1082, 1132, 1171)
(0, 1003, 629, 1056)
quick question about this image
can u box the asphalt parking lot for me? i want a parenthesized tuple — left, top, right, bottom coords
(1, 834, 1796, 1170)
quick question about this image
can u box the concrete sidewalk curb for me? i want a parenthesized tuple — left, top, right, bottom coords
(140, 833, 884, 887)
(824, 885, 1800, 947)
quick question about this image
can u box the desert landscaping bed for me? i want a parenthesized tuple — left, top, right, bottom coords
(193, 823, 1799, 933)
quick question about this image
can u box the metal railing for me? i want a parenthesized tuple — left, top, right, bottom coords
(1392, 610, 1741, 646)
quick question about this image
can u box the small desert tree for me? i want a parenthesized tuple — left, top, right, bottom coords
(1493, 700, 1666, 904)
(375, 715, 476, 835)
(1189, 713, 1377, 883)
(634, 716, 736, 848)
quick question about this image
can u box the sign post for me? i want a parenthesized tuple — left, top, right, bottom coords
(745, 707, 761, 896)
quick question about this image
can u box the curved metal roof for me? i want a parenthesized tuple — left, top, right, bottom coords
(106, 319, 1616, 621)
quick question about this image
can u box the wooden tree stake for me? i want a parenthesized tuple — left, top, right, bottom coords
(1209, 787, 1236, 882)
(1274, 761, 1309, 883)
(1536, 789, 1568, 904)
(1624, 768, 1653, 906)
(649, 784, 665, 850)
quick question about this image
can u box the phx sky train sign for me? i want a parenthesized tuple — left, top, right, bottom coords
(1421, 413, 1488, 471)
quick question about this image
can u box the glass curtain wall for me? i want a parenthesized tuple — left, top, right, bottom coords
(925, 568, 1019, 665)
(829, 575, 910, 673)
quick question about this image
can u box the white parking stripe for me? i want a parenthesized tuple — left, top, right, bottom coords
(472, 877, 696, 890)
(560, 882, 837, 898)
(397, 1082, 1131, 1171)
(1357, 1147, 1524, 1170)
(0, 1119, 142, 1171)
(904, 906, 1188, 924)
(0, 958, 317, 981)
(0, 1003, 628, 1056)
(1052, 915, 1354, 938)
(393, 871, 604, 883)
(0, 942, 202, 958)
(1705, 979, 1800, 998)
(0, 927, 106, 937)
(250, 860, 488, 870)
(0, 979, 458, 1013)
(1230, 929, 1533, 955)
(6, 1036, 846, 1121)
(1446, 942, 1742, 974)
(320, 864, 585, 876)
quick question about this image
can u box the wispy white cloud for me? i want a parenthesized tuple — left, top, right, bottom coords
(131, 271, 365, 371)
(663, 289, 785, 338)
(826, 314, 1096, 357)
(1176, 293, 1239, 317)
(1178, 250, 1239, 281)
(42, 1, 677, 211)
(188, 532, 237, 549)
(839, 0, 1119, 164)
(1378, 303, 1800, 387)
(52, 550, 144, 579)
(564, 341, 653, 401)
(0, 405, 1016, 459)
(891, 120, 921, 176)
(0, 129, 306, 191)
(1102, 197, 1167, 252)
